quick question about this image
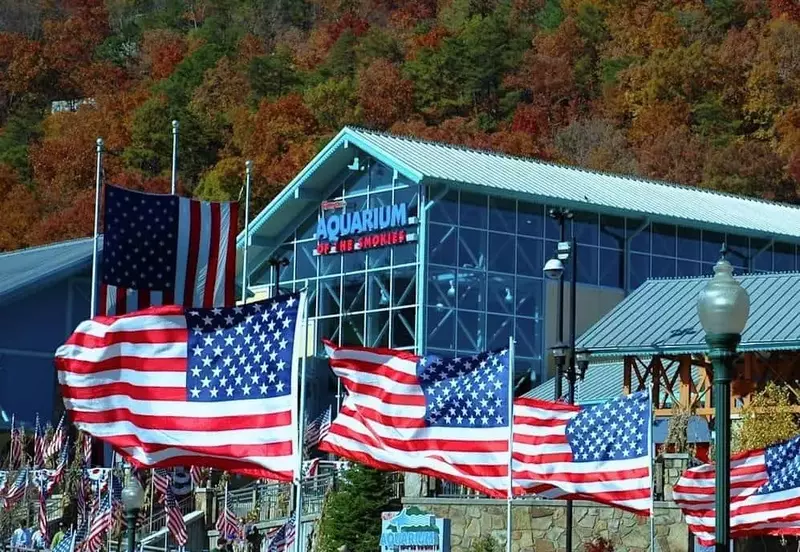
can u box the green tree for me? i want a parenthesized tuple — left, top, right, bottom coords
(248, 47, 301, 104)
(317, 463, 396, 552)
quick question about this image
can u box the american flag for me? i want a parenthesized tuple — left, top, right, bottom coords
(36, 482, 48, 544)
(190, 465, 204, 487)
(81, 432, 93, 466)
(302, 458, 320, 478)
(304, 408, 332, 451)
(153, 468, 171, 499)
(52, 528, 78, 552)
(215, 504, 240, 540)
(76, 475, 88, 527)
(319, 342, 512, 497)
(4, 469, 28, 509)
(166, 487, 187, 546)
(82, 491, 113, 552)
(0, 472, 6, 500)
(267, 513, 296, 552)
(45, 415, 67, 462)
(34, 414, 45, 469)
(674, 434, 800, 545)
(512, 392, 653, 515)
(8, 422, 23, 469)
(100, 185, 238, 315)
(55, 292, 306, 479)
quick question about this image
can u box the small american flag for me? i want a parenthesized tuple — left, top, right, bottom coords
(81, 432, 93, 466)
(56, 292, 306, 479)
(76, 476, 88, 527)
(34, 415, 45, 469)
(44, 415, 66, 462)
(8, 422, 23, 469)
(304, 408, 332, 451)
(82, 492, 113, 552)
(153, 468, 171, 499)
(190, 465, 204, 487)
(320, 342, 512, 497)
(513, 392, 652, 514)
(674, 434, 800, 545)
(302, 458, 320, 478)
(215, 505, 239, 540)
(100, 185, 238, 315)
(52, 528, 78, 552)
(4, 469, 28, 509)
(267, 513, 296, 552)
(166, 487, 187, 546)
(36, 483, 48, 544)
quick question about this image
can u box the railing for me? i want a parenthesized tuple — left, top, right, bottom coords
(137, 495, 196, 538)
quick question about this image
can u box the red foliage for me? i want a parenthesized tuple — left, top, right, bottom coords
(328, 13, 370, 41)
(0, 164, 40, 252)
(406, 27, 450, 60)
(584, 537, 614, 552)
(0, 33, 44, 96)
(770, 0, 800, 21)
(141, 29, 188, 80)
(358, 59, 414, 128)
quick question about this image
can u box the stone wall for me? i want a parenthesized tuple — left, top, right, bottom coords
(402, 498, 689, 552)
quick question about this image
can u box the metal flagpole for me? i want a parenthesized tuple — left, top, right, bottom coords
(241, 161, 252, 305)
(90, 138, 104, 317)
(648, 383, 655, 552)
(171, 120, 179, 194)
(505, 337, 515, 552)
(293, 284, 311, 552)
(149, 470, 155, 533)
(107, 470, 114, 552)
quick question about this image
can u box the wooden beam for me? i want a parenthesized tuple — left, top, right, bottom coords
(679, 356, 691, 410)
(623, 356, 632, 395)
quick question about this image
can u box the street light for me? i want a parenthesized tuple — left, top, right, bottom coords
(121, 476, 145, 552)
(575, 348, 590, 381)
(696, 251, 750, 552)
(550, 341, 569, 393)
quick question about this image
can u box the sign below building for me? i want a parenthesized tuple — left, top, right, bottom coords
(380, 507, 450, 552)
(315, 202, 417, 256)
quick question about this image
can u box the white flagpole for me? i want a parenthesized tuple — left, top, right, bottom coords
(648, 383, 655, 552)
(293, 284, 310, 552)
(149, 470, 155, 533)
(505, 337, 515, 552)
(241, 161, 252, 305)
(108, 471, 114, 552)
(90, 137, 103, 317)
(170, 120, 179, 195)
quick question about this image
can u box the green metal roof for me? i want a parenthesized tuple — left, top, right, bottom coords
(577, 271, 800, 357)
(523, 361, 625, 405)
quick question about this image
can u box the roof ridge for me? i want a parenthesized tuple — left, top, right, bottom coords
(345, 126, 800, 213)
(0, 236, 93, 258)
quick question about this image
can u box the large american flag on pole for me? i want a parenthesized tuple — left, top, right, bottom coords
(674, 434, 800, 545)
(319, 342, 512, 497)
(55, 292, 306, 479)
(100, 185, 238, 315)
(512, 392, 652, 515)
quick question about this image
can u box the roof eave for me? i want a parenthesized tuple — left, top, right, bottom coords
(584, 341, 800, 358)
(0, 251, 93, 308)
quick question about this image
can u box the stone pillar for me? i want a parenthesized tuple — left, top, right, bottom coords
(661, 453, 690, 501)
(195, 487, 213, 523)
(403, 473, 427, 498)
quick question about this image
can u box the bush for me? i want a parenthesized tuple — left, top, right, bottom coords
(468, 536, 500, 552)
(584, 536, 614, 552)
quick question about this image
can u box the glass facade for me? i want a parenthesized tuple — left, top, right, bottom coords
(253, 150, 800, 405)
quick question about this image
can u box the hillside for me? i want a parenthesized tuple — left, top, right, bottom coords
(1, 0, 799, 251)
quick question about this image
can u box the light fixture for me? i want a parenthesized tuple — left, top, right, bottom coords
(697, 256, 750, 336)
(121, 476, 144, 511)
(575, 348, 590, 380)
(550, 342, 569, 365)
(447, 279, 456, 298)
(543, 258, 564, 280)
(379, 289, 389, 306)
(504, 287, 513, 304)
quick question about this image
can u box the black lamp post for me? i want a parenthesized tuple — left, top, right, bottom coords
(268, 257, 290, 297)
(575, 348, 590, 382)
(696, 250, 750, 552)
(121, 474, 145, 552)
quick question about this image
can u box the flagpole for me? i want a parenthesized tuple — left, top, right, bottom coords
(90, 137, 104, 317)
(293, 283, 311, 552)
(170, 120, 179, 195)
(149, 470, 155, 533)
(505, 337, 515, 552)
(241, 160, 252, 305)
(648, 383, 655, 552)
(108, 470, 114, 552)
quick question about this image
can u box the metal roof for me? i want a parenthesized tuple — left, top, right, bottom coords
(578, 271, 800, 357)
(523, 361, 625, 405)
(0, 238, 95, 306)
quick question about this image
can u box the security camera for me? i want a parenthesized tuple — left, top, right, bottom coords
(543, 257, 565, 280)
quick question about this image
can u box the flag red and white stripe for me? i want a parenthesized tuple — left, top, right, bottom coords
(215, 505, 240, 540)
(82, 496, 113, 552)
(34, 415, 45, 469)
(318, 342, 511, 497)
(99, 186, 238, 316)
(9, 422, 23, 469)
(81, 432, 93, 466)
(166, 488, 187, 546)
(45, 415, 66, 462)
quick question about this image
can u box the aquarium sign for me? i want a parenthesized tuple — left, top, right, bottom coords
(315, 202, 417, 256)
(380, 507, 450, 552)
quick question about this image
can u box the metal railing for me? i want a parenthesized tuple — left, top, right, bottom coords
(137, 495, 196, 538)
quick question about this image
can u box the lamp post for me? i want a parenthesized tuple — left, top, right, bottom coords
(121, 475, 145, 552)
(268, 257, 290, 297)
(696, 251, 750, 552)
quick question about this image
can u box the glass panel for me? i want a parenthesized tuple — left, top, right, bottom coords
(651, 223, 676, 257)
(750, 239, 773, 272)
(630, 253, 650, 289)
(346, 162, 369, 195)
(703, 231, 725, 262)
(677, 261, 701, 277)
(427, 307, 455, 349)
(514, 357, 542, 384)
(367, 270, 391, 310)
(272, 244, 294, 284)
(341, 313, 365, 346)
(393, 242, 418, 266)
(459, 192, 488, 229)
(774, 242, 796, 272)
(316, 317, 340, 348)
(573, 211, 598, 246)
(627, 221, 650, 253)
(305, 280, 317, 317)
(490, 197, 516, 233)
(394, 186, 420, 218)
(369, 190, 393, 209)
(392, 308, 416, 349)
(342, 273, 365, 313)
(545, 207, 571, 239)
(367, 247, 390, 269)
(487, 273, 515, 314)
(369, 162, 393, 191)
(515, 277, 543, 319)
(343, 251, 367, 272)
(297, 216, 316, 241)
(677, 227, 701, 260)
(366, 311, 390, 348)
(599, 216, 625, 250)
(577, 246, 598, 285)
(488, 232, 516, 274)
(429, 189, 459, 224)
(428, 267, 456, 309)
(456, 310, 485, 352)
(515, 317, 542, 358)
(318, 277, 341, 316)
(320, 253, 341, 277)
(457, 269, 485, 311)
(458, 228, 487, 269)
(295, 242, 317, 279)
(652, 256, 676, 279)
(391, 266, 416, 307)
(517, 237, 543, 279)
(487, 314, 513, 351)
(517, 202, 544, 237)
(727, 234, 748, 271)
(428, 223, 457, 266)
(599, 249, 623, 288)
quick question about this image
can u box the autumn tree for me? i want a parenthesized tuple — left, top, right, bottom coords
(734, 382, 800, 454)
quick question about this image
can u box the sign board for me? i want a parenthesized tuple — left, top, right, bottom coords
(315, 202, 417, 256)
(380, 507, 450, 552)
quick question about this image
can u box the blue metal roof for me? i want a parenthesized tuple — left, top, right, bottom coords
(523, 361, 625, 405)
(577, 271, 800, 357)
(0, 238, 95, 306)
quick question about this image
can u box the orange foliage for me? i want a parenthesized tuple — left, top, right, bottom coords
(141, 29, 188, 80)
(41, 0, 109, 85)
(357, 59, 414, 128)
(0, 165, 39, 251)
(0, 34, 44, 96)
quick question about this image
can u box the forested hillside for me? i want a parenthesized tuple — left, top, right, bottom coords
(1, 0, 799, 251)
